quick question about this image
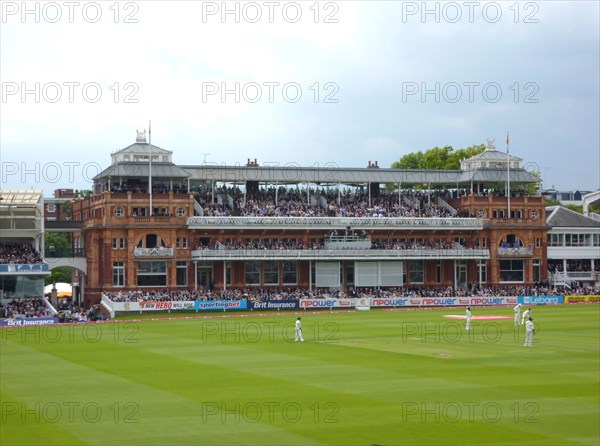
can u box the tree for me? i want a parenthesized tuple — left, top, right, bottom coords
(62, 189, 92, 221)
(45, 232, 71, 257)
(392, 144, 485, 170)
(46, 267, 72, 286)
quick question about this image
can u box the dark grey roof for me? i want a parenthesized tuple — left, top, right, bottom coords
(546, 206, 600, 228)
(179, 165, 539, 185)
(113, 143, 172, 155)
(95, 163, 191, 179)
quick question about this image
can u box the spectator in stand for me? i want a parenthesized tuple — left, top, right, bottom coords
(0, 242, 43, 264)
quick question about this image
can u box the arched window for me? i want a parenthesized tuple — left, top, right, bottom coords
(136, 234, 167, 248)
(499, 234, 523, 249)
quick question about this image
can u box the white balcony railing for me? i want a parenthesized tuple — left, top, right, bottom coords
(133, 247, 174, 257)
(191, 248, 490, 261)
(497, 246, 533, 257)
(187, 216, 483, 230)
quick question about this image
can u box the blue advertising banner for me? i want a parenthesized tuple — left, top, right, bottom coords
(248, 300, 299, 310)
(0, 317, 58, 327)
(194, 300, 248, 311)
(518, 295, 564, 305)
(0, 264, 49, 273)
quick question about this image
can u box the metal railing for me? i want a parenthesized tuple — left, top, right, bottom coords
(187, 216, 483, 229)
(134, 247, 174, 257)
(191, 248, 490, 260)
(497, 246, 533, 257)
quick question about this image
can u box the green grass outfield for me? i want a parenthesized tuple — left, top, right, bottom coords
(1, 305, 598, 446)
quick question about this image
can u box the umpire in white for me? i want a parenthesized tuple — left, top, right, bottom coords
(295, 317, 304, 342)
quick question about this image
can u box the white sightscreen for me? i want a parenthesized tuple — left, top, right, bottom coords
(315, 262, 340, 287)
(380, 261, 404, 287)
(355, 261, 404, 287)
(355, 262, 379, 287)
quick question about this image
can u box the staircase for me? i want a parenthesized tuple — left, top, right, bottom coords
(437, 197, 458, 216)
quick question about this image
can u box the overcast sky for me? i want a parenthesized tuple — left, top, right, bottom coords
(1, 1, 599, 195)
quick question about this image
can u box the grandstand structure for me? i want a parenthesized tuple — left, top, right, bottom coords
(546, 205, 600, 287)
(0, 190, 50, 300)
(66, 132, 557, 307)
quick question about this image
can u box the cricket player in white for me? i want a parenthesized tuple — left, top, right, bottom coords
(295, 317, 304, 342)
(521, 308, 531, 325)
(465, 307, 472, 331)
(513, 304, 522, 326)
(524, 317, 535, 347)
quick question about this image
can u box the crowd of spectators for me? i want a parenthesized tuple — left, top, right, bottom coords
(194, 238, 462, 251)
(193, 186, 457, 219)
(549, 261, 600, 272)
(103, 282, 597, 303)
(0, 298, 52, 318)
(0, 242, 43, 264)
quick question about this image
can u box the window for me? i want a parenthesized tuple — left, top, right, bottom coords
(245, 261, 260, 285)
(345, 261, 354, 285)
(533, 259, 541, 283)
(499, 259, 524, 282)
(408, 260, 424, 284)
(535, 238, 541, 248)
(226, 262, 232, 286)
(176, 237, 188, 249)
(113, 262, 125, 287)
(137, 261, 167, 286)
(477, 260, 487, 283)
(114, 207, 124, 217)
(176, 207, 185, 217)
(593, 234, 600, 247)
(530, 210, 538, 219)
(176, 261, 187, 287)
(477, 209, 485, 217)
(132, 207, 147, 217)
(549, 233, 563, 247)
(47, 203, 56, 213)
(263, 261, 279, 285)
(112, 238, 125, 249)
(282, 261, 297, 285)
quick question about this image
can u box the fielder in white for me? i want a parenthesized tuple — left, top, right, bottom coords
(465, 307, 472, 331)
(513, 304, 522, 326)
(295, 317, 304, 342)
(521, 308, 531, 325)
(524, 317, 535, 348)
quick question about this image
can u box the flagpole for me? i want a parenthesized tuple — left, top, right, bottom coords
(506, 130, 510, 218)
(149, 120, 152, 216)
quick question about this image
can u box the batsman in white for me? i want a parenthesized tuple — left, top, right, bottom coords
(524, 317, 535, 348)
(513, 303, 522, 326)
(295, 317, 304, 342)
(465, 307, 472, 331)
